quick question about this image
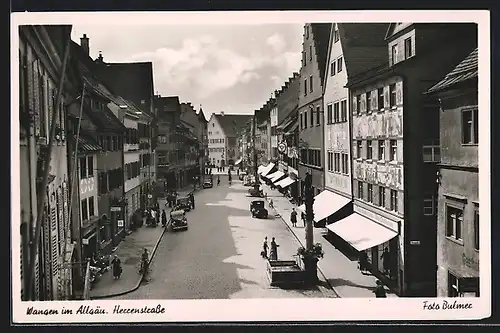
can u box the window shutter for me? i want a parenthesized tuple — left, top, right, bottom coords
(371, 90, 378, 110)
(63, 182, 69, 234)
(32, 61, 41, 137)
(43, 206, 52, 298)
(352, 96, 358, 114)
(383, 86, 390, 109)
(50, 206, 59, 276)
(360, 94, 367, 112)
(396, 81, 403, 106)
(57, 188, 65, 253)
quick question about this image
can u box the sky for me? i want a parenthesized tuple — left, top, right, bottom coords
(70, 24, 304, 118)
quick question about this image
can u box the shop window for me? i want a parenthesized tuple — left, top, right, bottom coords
(446, 205, 463, 241)
(448, 272, 460, 297)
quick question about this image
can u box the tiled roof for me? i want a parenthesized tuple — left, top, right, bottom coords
(427, 48, 478, 94)
(311, 23, 332, 86)
(95, 61, 154, 115)
(156, 96, 181, 114)
(215, 114, 253, 137)
(73, 132, 102, 153)
(339, 23, 390, 80)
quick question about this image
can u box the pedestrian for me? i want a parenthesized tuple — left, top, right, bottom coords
(269, 199, 274, 209)
(217, 176, 220, 186)
(111, 255, 122, 280)
(189, 192, 195, 209)
(270, 237, 279, 260)
(140, 248, 149, 274)
(301, 211, 306, 227)
(381, 248, 391, 276)
(358, 251, 369, 274)
(290, 208, 298, 227)
(161, 209, 167, 227)
(373, 280, 387, 298)
(261, 237, 268, 259)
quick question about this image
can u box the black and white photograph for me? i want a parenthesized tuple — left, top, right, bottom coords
(11, 11, 490, 323)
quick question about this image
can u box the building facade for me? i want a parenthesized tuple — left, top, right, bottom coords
(298, 23, 331, 197)
(123, 114, 141, 228)
(19, 25, 74, 301)
(270, 101, 278, 160)
(345, 23, 477, 296)
(426, 48, 479, 297)
(207, 113, 226, 167)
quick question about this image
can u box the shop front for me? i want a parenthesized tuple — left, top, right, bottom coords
(298, 189, 352, 228)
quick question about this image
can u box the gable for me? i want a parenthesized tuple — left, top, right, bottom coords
(385, 23, 413, 40)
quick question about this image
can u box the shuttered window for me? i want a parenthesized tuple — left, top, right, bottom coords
(50, 205, 59, 275)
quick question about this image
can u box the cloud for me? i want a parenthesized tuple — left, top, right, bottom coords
(128, 35, 296, 100)
(266, 33, 287, 53)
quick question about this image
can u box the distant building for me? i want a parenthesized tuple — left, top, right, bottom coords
(426, 48, 479, 297)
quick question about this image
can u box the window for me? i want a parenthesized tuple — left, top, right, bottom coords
(87, 156, 94, 177)
(404, 37, 413, 58)
(462, 108, 478, 144)
(356, 140, 362, 158)
(81, 198, 88, 221)
(378, 87, 384, 110)
(300, 113, 303, 129)
(448, 272, 460, 297)
(390, 190, 398, 212)
(333, 102, 340, 123)
(423, 141, 441, 162)
(368, 92, 375, 112)
(357, 94, 362, 113)
(334, 28, 340, 42)
(302, 51, 306, 66)
(309, 45, 312, 61)
(341, 153, 349, 175)
(367, 184, 373, 203)
(392, 45, 398, 64)
(212, 123, 215, 127)
(379, 186, 386, 207)
(337, 57, 343, 72)
(446, 205, 463, 241)
(378, 140, 385, 160)
(79, 157, 87, 179)
(310, 108, 314, 125)
(304, 79, 308, 96)
(390, 140, 397, 161)
(367, 140, 373, 159)
(88, 196, 95, 218)
(334, 153, 340, 172)
(327, 152, 334, 172)
(327, 104, 333, 124)
(304, 111, 308, 128)
(316, 106, 321, 125)
(309, 75, 313, 92)
(390, 84, 397, 107)
(305, 25, 309, 39)
(340, 100, 347, 122)
(423, 198, 435, 216)
(357, 182, 364, 199)
(474, 209, 479, 251)
(330, 61, 336, 76)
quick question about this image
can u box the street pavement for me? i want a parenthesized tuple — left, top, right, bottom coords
(89, 184, 199, 299)
(260, 182, 398, 298)
(113, 175, 336, 300)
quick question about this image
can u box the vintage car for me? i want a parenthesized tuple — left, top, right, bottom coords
(170, 210, 188, 231)
(175, 196, 193, 212)
(203, 176, 213, 188)
(250, 200, 268, 219)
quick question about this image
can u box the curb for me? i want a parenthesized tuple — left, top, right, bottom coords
(265, 195, 341, 298)
(90, 226, 167, 300)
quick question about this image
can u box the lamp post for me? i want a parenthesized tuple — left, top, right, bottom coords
(303, 171, 318, 283)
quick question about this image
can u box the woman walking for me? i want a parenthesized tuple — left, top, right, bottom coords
(111, 255, 122, 280)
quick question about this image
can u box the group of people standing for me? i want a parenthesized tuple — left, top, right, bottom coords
(261, 236, 279, 260)
(289, 208, 306, 228)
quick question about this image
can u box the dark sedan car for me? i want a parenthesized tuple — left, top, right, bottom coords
(250, 200, 268, 219)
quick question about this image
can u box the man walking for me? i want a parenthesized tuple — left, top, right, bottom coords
(290, 208, 298, 227)
(261, 236, 269, 259)
(189, 192, 195, 209)
(270, 237, 279, 260)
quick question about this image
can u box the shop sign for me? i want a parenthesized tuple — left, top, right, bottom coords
(117, 219, 124, 227)
(410, 240, 420, 245)
(110, 206, 121, 212)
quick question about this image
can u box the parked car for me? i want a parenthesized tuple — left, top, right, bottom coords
(175, 196, 193, 212)
(250, 200, 268, 219)
(170, 210, 188, 231)
(203, 179, 213, 188)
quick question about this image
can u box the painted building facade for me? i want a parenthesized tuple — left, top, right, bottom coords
(346, 22, 477, 296)
(123, 114, 141, 227)
(207, 113, 226, 167)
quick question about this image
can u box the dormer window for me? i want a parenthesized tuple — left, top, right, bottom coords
(392, 45, 399, 65)
(334, 27, 340, 43)
(404, 37, 413, 58)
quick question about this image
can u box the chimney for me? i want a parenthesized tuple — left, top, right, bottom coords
(220, 111, 225, 116)
(80, 34, 89, 55)
(96, 51, 104, 63)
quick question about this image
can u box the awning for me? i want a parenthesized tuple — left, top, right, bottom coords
(270, 171, 285, 182)
(258, 165, 266, 174)
(298, 190, 351, 222)
(275, 177, 296, 188)
(260, 163, 275, 176)
(265, 171, 281, 180)
(234, 158, 243, 165)
(326, 213, 398, 251)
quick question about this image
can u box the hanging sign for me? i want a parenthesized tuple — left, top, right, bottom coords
(278, 141, 287, 154)
(117, 219, 124, 227)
